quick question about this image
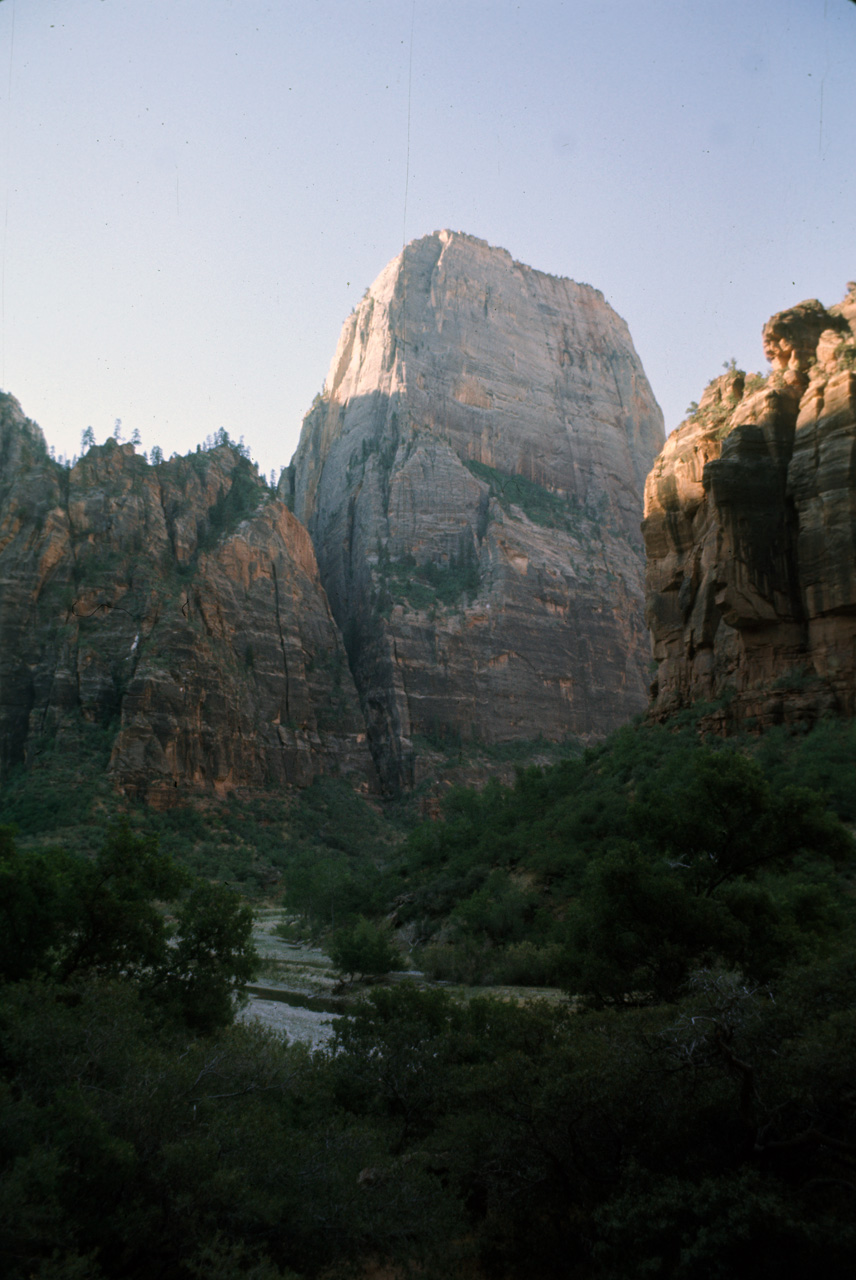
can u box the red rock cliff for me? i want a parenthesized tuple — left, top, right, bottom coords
(0, 399, 373, 803)
(644, 283, 856, 729)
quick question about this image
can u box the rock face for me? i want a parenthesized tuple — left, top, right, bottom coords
(0, 396, 373, 803)
(288, 231, 665, 788)
(644, 283, 856, 730)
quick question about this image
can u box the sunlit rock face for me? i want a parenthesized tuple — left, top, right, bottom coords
(0, 396, 373, 803)
(288, 230, 665, 789)
(644, 283, 856, 731)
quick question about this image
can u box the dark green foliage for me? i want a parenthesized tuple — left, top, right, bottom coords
(268, 777, 402, 929)
(0, 823, 257, 1034)
(323, 969, 856, 1278)
(51, 823, 185, 981)
(0, 827, 80, 981)
(464, 457, 607, 536)
(418, 937, 565, 987)
(751, 716, 856, 820)
(377, 543, 480, 613)
(0, 718, 117, 836)
(160, 878, 258, 1032)
(327, 916, 400, 981)
(561, 751, 852, 1005)
(138, 778, 400, 912)
(3, 959, 856, 1279)
(399, 727, 675, 954)
(0, 979, 463, 1280)
(1, 711, 856, 1276)
(630, 749, 850, 893)
(197, 456, 263, 551)
(398, 721, 855, 995)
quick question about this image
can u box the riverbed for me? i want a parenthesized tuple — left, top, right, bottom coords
(238, 910, 568, 1049)
(237, 911, 346, 1048)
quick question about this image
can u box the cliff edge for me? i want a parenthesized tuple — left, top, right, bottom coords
(644, 282, 856, 730)
(0, 399, 373, 804)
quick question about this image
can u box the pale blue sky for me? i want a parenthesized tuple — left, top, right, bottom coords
(1, 0, 854, 480)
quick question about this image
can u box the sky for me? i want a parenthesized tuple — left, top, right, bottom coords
(1, 0, 854, 481)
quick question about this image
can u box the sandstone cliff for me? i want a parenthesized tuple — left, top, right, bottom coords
(0, 396, 373, 804)
(288, 231, 665, 788)
(644, 282, 856, 730)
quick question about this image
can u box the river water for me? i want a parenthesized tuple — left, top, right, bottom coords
(238, 990, 340, 1048)
(238, 910, 567, 1048)
(237, 914, 345, 1048)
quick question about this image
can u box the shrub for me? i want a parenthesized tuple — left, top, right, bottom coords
(327, 917, 401, 982)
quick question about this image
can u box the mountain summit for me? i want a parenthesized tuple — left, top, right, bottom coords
(288, 231, 665, 788)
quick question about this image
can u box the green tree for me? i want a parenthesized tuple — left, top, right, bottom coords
(159, 879, 257, 1033)
(52, 822, 187, 982)
(0, 827, 80, 981)
(562, 752, 853, 1006)
(632, 750, 851, 895)
(0, 823, 257, 1031)
(327, 916, 400, 982)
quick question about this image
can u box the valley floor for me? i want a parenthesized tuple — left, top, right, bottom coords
(241, 910, 567, 1047)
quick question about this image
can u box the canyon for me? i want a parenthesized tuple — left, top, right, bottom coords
(0, 231, 665, 805)
(6, 238, 852, 810)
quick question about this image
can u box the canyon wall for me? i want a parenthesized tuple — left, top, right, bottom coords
(288, 230, 665, 788)
(644, 283, 856, 730)
(0, 396, 372, 804)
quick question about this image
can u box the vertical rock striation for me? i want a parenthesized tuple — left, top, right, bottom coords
(644, 283, 856, 729)
(288, 231, 665, 788)
(0, 396, 373, 803)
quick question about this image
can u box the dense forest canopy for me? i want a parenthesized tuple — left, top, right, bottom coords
(2, 715, 856, 1277)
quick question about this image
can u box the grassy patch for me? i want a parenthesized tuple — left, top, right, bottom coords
(375, 545, 480, 614)
(464, 458, 605, 537)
